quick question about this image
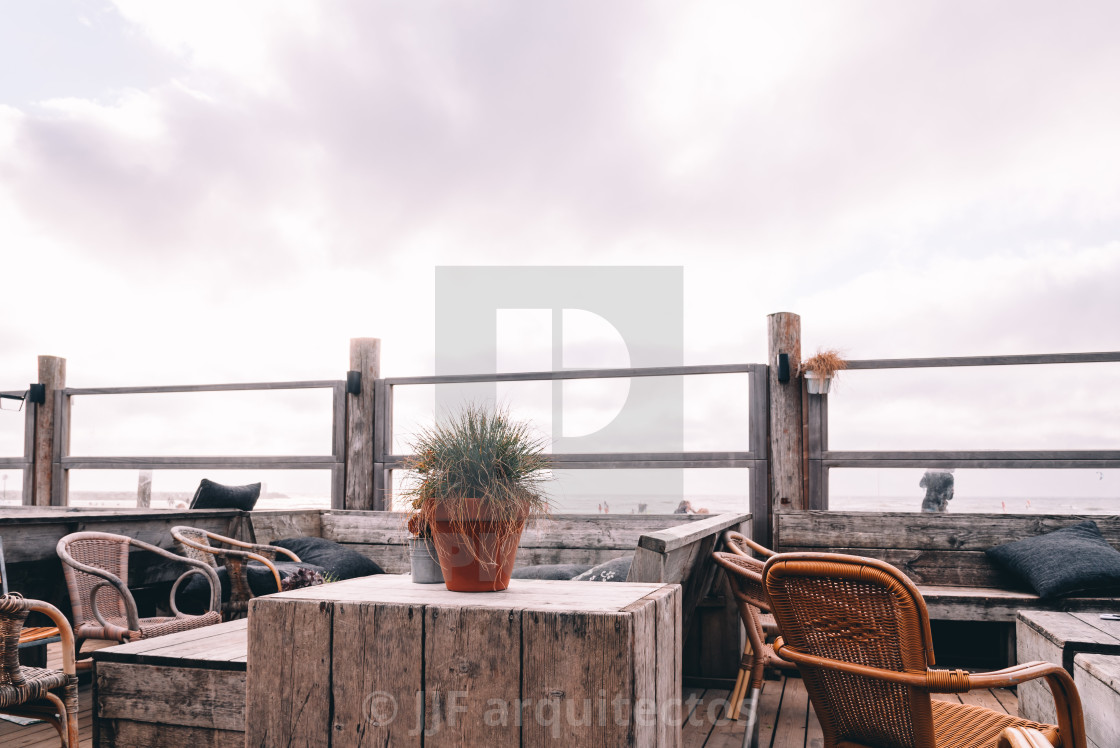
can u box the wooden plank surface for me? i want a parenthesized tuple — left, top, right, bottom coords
(637, 513, 748, 554)
(93, 619, 247, 668)
(779, 511, 1120, 552)
(331, 599, 423, 747)
(424, 605, 521, 747)
(245, 596, 333, 747)
(97, 661, 246, 731)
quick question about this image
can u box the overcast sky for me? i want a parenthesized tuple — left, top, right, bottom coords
(1, 1, 1118, 506)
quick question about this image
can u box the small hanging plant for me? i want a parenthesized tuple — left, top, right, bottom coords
(800, 349, 847, 394)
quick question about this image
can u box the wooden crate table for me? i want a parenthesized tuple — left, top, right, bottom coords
(246, 575, 682, 747)
(1073, 653, 1120, 748)
(1016, 610, 1120, 726)
(92, 618, 248, 748)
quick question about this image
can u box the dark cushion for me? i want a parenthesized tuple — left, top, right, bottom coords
(511, 563, 593, 580)
(175, 560, 327, 614)
(272, 536, 385, 580)
(572, 556, 632, 582)
(986, 520, 1120, 598)
(189, 478, 261, 511)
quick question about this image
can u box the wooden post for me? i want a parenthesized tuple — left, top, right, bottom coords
(32, 355, 66, 506)
(767, 313, 803, 546)
(137, 470, 153, 508)
(344, 338, 381, 511)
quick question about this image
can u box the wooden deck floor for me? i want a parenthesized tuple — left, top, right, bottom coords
(5, 645, 1019, 747)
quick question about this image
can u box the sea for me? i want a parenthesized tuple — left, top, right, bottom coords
(4, 492, 1116, 516)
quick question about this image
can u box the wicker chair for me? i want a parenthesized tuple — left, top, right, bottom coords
(763, 552, 1087, 748)
(713, 551, 798, 747)
(0, 594, 79, 747)
(171, 527, 301, 618)
(56, 531, 222, 662)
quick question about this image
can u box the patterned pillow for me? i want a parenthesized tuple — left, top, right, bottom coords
(572, 555, 633, 582)
(986, 520, 1120, 598)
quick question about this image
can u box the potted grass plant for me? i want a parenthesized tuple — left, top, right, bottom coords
(402, 404, 551, 592)
(801, 349, 847, 394)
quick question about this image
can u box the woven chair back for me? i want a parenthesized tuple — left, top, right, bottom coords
(60, 535, 131, 628)
(173, 527, 220, 569)
(714, 551, 770, 612)
(764, 553, 939, 748)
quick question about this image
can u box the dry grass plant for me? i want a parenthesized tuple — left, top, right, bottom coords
(800, 348, 848, 378)
(402, 404, 552, 563)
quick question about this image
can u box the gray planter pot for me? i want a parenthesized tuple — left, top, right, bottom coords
(804, 370, 832, 395)
(409, 537, 444, 584)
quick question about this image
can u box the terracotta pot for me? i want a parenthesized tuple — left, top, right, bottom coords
(429, 498, 528, 592)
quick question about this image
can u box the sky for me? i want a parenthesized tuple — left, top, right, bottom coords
(1, 1, 1118, 508)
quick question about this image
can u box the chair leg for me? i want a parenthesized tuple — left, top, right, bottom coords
(727, 665, 748, 719)
(740, 686, 762, 748)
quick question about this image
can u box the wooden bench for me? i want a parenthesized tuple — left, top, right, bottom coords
(779, 511, 1120, 664)
(93, 618, 248, 748)
(779, 511, 1120, 622)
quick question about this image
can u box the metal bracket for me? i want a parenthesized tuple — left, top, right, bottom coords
(28, 383, 46, 405)
(777, 354, 790, 384)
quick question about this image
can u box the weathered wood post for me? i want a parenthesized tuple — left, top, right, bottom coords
(32, 355, 66, 506)
(767, 313, 804, 546)
(137, 469, 153, 508)
(344, 338, 380, 510)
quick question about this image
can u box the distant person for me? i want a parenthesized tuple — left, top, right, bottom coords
(920, 470, 954, 512)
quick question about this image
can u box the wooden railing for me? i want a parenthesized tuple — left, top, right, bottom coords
(0, 389, 34, 503)
(805, 351, 1120, 508)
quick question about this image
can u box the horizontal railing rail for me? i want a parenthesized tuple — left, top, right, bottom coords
(0, 389, 34, 503)
(53, 380, 348, 507)
(807, 352, 1120, 508)
(374, 362, 769, 515)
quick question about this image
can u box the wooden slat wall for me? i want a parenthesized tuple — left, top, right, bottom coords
(778, 511, 1120, 588)
(315, 511, 723, 574)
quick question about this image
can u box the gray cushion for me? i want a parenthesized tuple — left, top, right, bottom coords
(189, 478, 261, 511)
(986, 520, 1120, 598)
(572, 556, 632, 582)
(511, 564, 593, 580)
(272, 536, 384, 580)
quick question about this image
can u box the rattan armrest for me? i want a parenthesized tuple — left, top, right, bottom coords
(774, 639, 1086, 748)
(25, 599, 77, 676)
(124, 536, 222, 613)
(997, 726, 1055, 748)
(723, 530, 776, 559)
(55, 547, 143, 630)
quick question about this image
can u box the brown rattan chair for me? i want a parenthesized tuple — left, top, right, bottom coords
(56, 531, 222, 663)
(763, 552, 1087, 748)
(713, 551, 798, 747)
(0, 594, 79, 747)
(171, 526, 301, 618)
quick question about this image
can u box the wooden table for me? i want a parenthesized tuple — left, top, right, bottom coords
(93, 618, 248, 748)
(246, 575, 681, 747)
(1016, 610, 1120, 726)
